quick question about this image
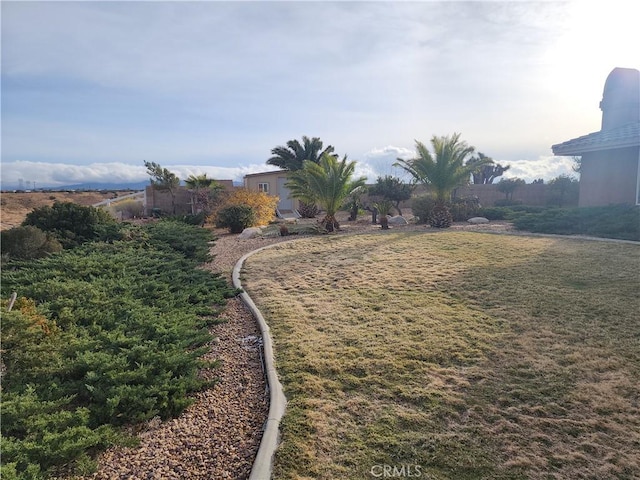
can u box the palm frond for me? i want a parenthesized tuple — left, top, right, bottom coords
(285, 153, 366, 217)
(394, 133, 476, 202)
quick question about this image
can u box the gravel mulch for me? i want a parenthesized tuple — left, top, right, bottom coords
(83, 234, 290, 480)
(81, 214, 514, 480)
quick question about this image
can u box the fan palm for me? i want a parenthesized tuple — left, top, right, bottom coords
(267, 136, 337, 171)
(286, 153, 367, 232)
(394, 133, 488, 227)
(184, 174, 221, 215)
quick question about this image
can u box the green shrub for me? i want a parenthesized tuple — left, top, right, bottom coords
(1, 226, 62, 261)
(507, 205, 548, 214)
(479, 207, 509, 220)
(513, 204, 639, 241)
(411, 195, 436, 224)
(0, 222, 236, 477)
(494, 198, 523, 207)
(480, 205, 548, 221)
(22, 202, 120, 249)
(449, 197, 482, 221)
(167, 212, 207, 226)
(215, 204, 256, 233)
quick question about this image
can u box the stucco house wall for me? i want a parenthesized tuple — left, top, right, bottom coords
(244, 170, 300, 212)
(552, 67, 640, 207)
(579, 147, 639, 207)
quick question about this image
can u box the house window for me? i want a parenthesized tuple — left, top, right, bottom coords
(258, 182, 270, 194)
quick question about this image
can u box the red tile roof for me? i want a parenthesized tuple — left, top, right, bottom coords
(552, 122, 640, 156)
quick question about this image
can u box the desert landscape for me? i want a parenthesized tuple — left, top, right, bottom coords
(0, 191, 137, 231)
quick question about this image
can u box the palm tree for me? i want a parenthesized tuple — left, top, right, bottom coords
(267, 136, 337, 171)
(393, 133, 488, 227)
(268, 135, 338, 217)
(184, 173, 222, 215)
(286, 153, 367, 232)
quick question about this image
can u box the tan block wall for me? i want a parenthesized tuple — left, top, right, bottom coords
(145, 181, 236, 215)
(380, 183, 554, 211)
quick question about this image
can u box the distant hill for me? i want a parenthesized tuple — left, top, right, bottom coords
(46, 181, 150, 191)
(1, 181, 150, 192)
(3, 180, 243, 191)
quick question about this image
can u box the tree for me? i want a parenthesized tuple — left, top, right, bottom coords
(497, 178, 526, 201)
(571, 156, 582, 175)
(547, 174, 579, 207)
(393, 133, 486, 227)
(267, 136, 338, 218)
(184, 174, 222, 215)
(267, 135, 337, 171)
(367, 175, 413, 216)
(286, 153, 367, 232)
(467, 152, 511, 184)
(145, 161, 181, 214)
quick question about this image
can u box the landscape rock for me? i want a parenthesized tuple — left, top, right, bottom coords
(387, 215, 408, 225)
(467, 217, 490, 224)
(238, 227, 262, 239)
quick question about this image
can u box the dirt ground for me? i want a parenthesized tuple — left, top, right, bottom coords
(0, 191, 135, 231)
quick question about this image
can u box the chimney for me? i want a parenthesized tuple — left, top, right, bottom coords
(599, 67, 640, 130)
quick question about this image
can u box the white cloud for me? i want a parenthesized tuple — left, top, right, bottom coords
(353, 147, 578, 185)
(501, 156, 578, 183)
(0, 153, 579, 191)
(0, 161, 269, 189)
(354, 146, 416, 182)
(1, 0, 633, 190)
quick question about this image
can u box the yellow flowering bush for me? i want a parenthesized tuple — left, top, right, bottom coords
(209, 188, 278, 227)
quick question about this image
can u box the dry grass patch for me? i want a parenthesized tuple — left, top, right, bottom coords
(0, 191, 131, 230)
(243, 232, 640, 480)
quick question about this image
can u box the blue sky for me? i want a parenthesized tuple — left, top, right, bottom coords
(1, 0, 638, 188)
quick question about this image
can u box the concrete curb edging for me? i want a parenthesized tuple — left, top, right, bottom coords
(233, 244, 289, 480)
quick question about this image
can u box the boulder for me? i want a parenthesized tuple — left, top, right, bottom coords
(467, 217, 490, 224)
(387, 215, 408, 225)
(238, 227, 262, 239)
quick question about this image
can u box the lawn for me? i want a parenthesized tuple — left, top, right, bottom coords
(242, 231, 640, 480)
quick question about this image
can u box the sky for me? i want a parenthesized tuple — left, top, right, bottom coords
(1, 0, 638, 189)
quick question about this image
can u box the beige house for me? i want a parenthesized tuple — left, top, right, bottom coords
(552, 67, 640, 207)
(244, 170, 301, 215)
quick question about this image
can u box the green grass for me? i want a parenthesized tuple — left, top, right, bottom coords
(243, 232, 640, 480)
